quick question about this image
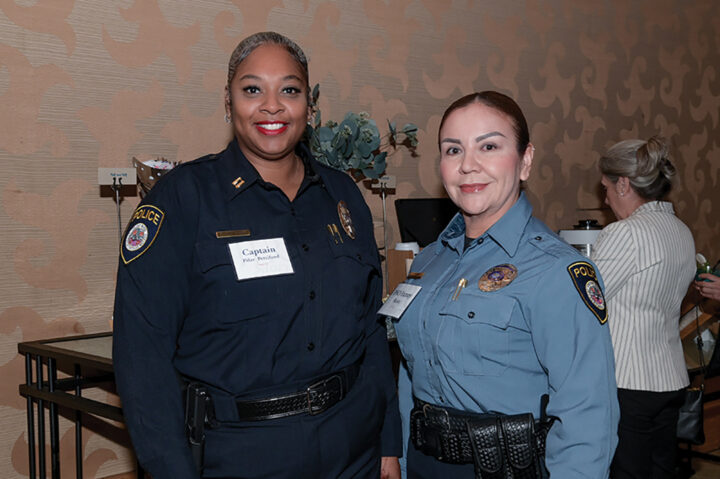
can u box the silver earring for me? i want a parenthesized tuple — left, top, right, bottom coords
(224, 113, 231, 124)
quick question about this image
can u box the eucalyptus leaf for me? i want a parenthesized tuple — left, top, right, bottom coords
(317, 126, 334, 142)
(306, 83, 418, 179)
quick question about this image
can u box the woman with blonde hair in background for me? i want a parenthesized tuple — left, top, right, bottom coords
(591, 136, 695, 478)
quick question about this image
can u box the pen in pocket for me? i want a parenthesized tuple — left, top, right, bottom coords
(451, 278, 467, 301)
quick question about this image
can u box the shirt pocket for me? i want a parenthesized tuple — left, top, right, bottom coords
(439, 293, 515, 377)
(323, 235, 380, 321)
(194, 239, 299, 324)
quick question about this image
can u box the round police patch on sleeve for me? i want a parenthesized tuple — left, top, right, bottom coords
(121, 204, 165, 264)
(567, 261, 608, 324)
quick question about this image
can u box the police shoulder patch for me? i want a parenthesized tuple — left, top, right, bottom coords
(566, 261, 607, 324)
(121, 204, 165, 265)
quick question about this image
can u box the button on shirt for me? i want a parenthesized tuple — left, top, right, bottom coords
(113, 140, 400, 479)
(394, 193, 619, 478)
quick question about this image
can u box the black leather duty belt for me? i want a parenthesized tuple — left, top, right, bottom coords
(232, 358, 363, 421)
(411, 397, 554, 479)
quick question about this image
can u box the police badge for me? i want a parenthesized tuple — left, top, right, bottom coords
(478, 264, 518, 292)
(337, 201, 356, 239)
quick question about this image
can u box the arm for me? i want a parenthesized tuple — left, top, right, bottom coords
(590, 222, 635, 301)
(112, 184, 200, 479)
(363, 265, 402, 458)
(381, 456, 401, 479)
(532, 261, 619, 478)
(396, 357, 413, 477)
(346, 178, 402, 460)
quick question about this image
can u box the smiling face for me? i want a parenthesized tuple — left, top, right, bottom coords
(225, 44, 310, 166)
(439, 102, 533, 237)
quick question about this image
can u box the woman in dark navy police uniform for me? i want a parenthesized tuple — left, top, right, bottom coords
(113, 32, 401, 479)
(393, 92, 619, 478)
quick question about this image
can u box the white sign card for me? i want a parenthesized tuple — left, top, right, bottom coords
(228, 238, 294, 281)
(378, 283, 422, 319)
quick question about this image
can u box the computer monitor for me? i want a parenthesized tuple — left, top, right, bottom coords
(394, 198, 458, 247)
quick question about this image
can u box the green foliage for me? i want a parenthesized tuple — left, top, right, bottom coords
(306, 85, 418, 180)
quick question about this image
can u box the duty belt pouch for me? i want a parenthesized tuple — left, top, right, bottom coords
(466, 414, 542, 479)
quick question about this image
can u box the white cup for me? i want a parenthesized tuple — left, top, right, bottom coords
(395, 241, 420, 257)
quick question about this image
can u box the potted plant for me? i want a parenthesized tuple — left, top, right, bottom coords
(305, 85, 418, 180)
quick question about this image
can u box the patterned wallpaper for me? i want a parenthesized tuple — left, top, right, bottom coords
(1, 1, 719, 477)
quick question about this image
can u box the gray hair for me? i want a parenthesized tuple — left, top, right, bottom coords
(227, 31, 310, 103)
(599, 136, 676, 200)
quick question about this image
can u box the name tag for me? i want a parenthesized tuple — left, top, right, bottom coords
(228, 238, 294, 281)
(378, 283, 422, 319)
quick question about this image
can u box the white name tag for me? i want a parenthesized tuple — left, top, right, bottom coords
(378, 283, 422, 319)
(228, 238, 294, 281)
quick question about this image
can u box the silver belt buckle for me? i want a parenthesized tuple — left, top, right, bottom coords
(306, 374, 343, 415)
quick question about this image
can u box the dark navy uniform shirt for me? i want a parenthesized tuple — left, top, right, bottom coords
(394, 193, 619, 478)
(113, 140, 400, 479)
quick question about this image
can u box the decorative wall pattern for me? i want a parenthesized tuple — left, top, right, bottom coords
(1, 1, 718, 477)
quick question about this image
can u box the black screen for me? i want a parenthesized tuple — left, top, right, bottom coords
(394, 198, 458, 247)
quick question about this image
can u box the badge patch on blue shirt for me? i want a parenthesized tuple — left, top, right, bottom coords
(121, 205, 165, 264)
(567, 261, 607, 324)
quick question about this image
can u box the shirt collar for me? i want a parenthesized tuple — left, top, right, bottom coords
(438, 192, 533, 257)
(629, 200, 674, 216)
(222, 139, 322, 201)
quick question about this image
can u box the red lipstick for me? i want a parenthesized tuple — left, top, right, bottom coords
(255, 122, 288, 135)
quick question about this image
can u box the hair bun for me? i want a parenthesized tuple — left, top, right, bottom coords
(637, 136, 675, 180)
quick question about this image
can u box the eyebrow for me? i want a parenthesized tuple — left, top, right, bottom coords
(439, 131, 507, 145)
(237, 74, 304, 82)
(475, 131, 505, 142)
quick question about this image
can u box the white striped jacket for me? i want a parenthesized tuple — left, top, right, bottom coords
(591, 201, 695, 391)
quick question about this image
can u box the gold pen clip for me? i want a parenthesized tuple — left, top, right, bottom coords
(215, 229, 251, 239)
(451, 278, 468, 301)
(327, 224, 338, 244)
(331, 223, 344, 243)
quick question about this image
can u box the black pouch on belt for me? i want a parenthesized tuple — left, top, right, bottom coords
(466, 414, 542, 479)
(410, 395, 555, 479)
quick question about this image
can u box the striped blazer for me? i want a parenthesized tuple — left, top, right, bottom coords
(591, 201, 695, 391)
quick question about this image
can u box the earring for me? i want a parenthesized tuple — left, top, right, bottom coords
(224, 113, 231, 124)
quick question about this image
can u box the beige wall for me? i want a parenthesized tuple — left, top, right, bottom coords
(1, 1, 719, 477)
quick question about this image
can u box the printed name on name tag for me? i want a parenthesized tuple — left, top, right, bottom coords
(378, 283, 422, 319)
(228, 237, 294, 281)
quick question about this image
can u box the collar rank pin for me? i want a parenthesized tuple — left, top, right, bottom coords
(478, 264, 518, 292)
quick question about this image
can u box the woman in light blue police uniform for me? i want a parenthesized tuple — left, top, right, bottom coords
(393, 91, 619, 478)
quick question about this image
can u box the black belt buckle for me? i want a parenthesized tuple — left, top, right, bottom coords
(422, 403, 451, 429)
(306, 373, 343, 415)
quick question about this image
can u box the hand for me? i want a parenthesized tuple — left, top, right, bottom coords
(695, 274, 720, 301)
(380, 456, 401, 479)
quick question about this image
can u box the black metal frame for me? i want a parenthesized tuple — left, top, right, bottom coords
(17, 332, 143, 479)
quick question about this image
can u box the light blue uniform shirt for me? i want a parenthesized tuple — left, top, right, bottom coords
(394, 193, 618, 478)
